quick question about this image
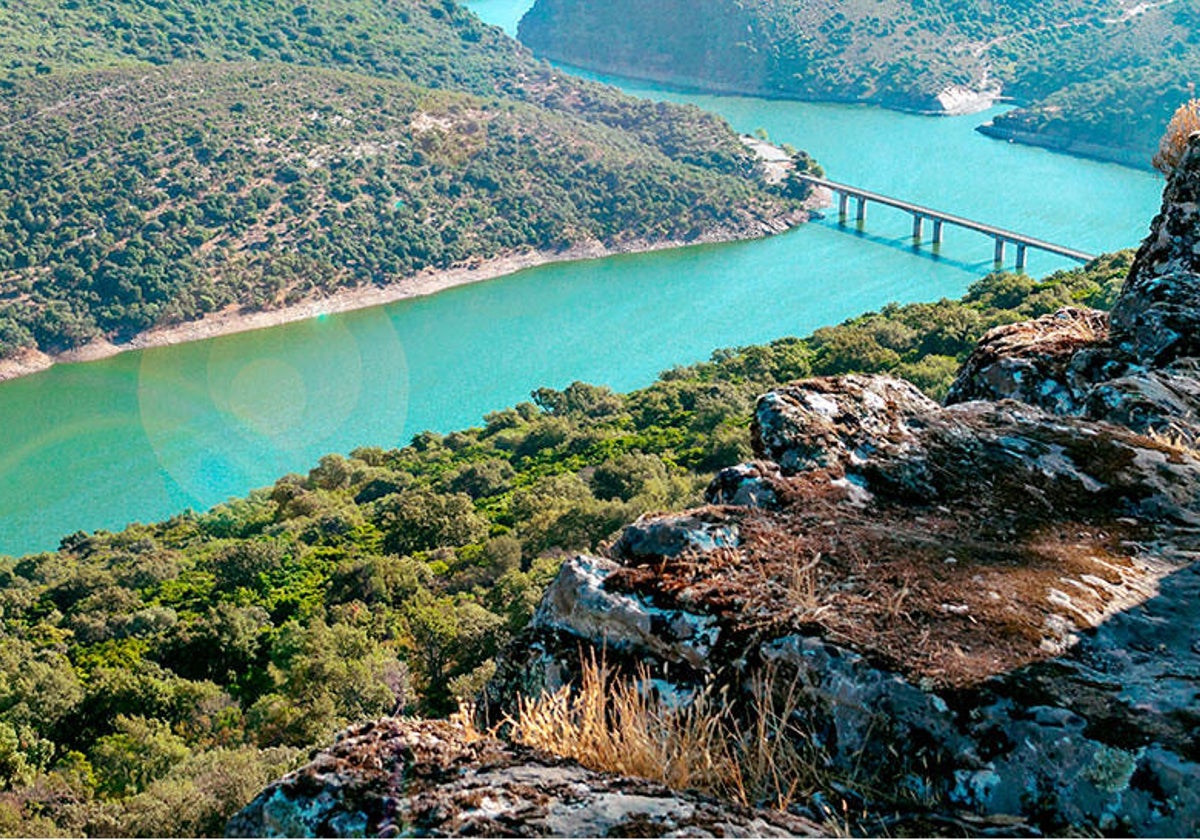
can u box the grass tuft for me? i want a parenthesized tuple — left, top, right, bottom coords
(508, 650, 829, 813)
(1152, 98, 1200, 174)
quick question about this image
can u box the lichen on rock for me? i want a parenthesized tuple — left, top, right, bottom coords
(232, 132, 1200, 840)
(226, 719, 822, 838)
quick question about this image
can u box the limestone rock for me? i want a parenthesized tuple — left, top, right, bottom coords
(705, 460, 783, 508)
(948, 134, 1200, 446)
(530, 553, 720, 670)
(750, 374, 936, 478)
(1111, 134, 1200, 366)
(226, 719, 822, 838)
(488, 367, 1200, 834)
(945, 307, 1110, 412)
(611, 509, 740, 560)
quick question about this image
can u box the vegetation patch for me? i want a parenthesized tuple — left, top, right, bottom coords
(0, 254, 1131, 834)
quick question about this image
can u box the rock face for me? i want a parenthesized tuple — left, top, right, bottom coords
(488, 379, 1200, 834)
(947, 134, 1200, 444)
(232, 136, 1200, 838)
(484, 136, 1200, 836)
(226, 719, 821, 838)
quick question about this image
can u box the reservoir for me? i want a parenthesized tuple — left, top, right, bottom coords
(0, 1, 1164, 556)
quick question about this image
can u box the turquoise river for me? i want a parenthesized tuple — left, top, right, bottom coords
(0, 1, 1165, 556)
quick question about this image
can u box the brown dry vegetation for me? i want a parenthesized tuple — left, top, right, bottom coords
(507, 651, 830, 814)
(606, 487, 1163, 689)
(1153, 98, 1200, 174)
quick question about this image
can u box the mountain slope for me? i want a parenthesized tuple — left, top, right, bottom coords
(0, 0, 756, 171)
(0, 62, 794, 357)
(517, 0, 1200, 166)
(0, 0, 804, 362)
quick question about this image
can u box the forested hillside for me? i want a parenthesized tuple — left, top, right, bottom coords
(518, 0, 1200, 166)
(0, 63, 787, 357)
(0, 254, 1129, 836)
(0, 0, 797, 362)
(980, 59, 1200, 167)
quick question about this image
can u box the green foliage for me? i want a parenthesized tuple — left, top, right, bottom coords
(520, 0, 1200, 164)
(0, 252, 1130, 833)
(0, 0, 796, 360)
(91, 716, 191, 797)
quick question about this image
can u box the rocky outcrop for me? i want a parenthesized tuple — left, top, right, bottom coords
(233, 136, 1200, 837)
(487, 371, 1200, 833)
(226, 719, 822, 838)
(1110, 134, 1200, 366)
(947, 134, 1200, 445)
(482, 136, 1200, 836)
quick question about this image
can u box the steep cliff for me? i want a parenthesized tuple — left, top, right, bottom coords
(231, 137, 1200, 837)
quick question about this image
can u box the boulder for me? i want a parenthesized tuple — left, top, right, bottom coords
(226, 719, 822, 838)
(948, 134, 1200, 445)
(945, 307, 1110, 412)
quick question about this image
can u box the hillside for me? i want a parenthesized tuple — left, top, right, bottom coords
(0, 0, 801, 365)
(0, 254, 1129, 836)
(979, 58, 1199, 167)
(233, 134, 1200, 838)
(517, 0, 1200, 166)
(0, 62, 793, 360)
(0, 0, 766, 170)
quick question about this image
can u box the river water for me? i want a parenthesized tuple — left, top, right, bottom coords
(0, 1, 1164, 556)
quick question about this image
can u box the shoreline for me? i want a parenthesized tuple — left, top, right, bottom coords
(975, 122, 1154, 171)
(0, 217, 807, 384)
(544, 54, 1002, 117)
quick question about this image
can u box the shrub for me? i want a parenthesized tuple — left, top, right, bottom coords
(1152, 99, 1200, 174)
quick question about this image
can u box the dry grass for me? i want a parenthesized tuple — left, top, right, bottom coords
(786, 551, 823, 612)
(508, 650, 827, 813)
(449, 700, 487, 743)
(1146, 426, 1200, 460)
(1153, 98, 1200, 174)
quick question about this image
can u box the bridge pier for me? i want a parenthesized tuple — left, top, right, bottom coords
(800, 174, 1095, 267)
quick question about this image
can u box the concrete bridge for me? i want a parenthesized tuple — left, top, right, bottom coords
(796, 174, 1097, 270)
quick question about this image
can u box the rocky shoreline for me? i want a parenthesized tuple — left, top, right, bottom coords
(0, 210, 806, 385)
(544, 52, 1000, 116)
(976, 121, 1153, 171)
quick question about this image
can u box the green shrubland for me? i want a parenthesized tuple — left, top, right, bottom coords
(0, 252, 1129, 835)
(0, 0, 793, 359)
(519, 0, 1200, 165)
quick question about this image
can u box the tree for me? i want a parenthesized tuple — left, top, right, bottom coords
(90, 716, 191, 797)
(375, 490, 487, 556)
(403, 593, 505, 713)
(248, 621, 406, 746)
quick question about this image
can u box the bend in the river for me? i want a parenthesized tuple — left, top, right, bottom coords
(0, 0, 1163, 556)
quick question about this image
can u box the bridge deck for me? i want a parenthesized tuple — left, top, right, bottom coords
(797, 174, 1096, 264)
